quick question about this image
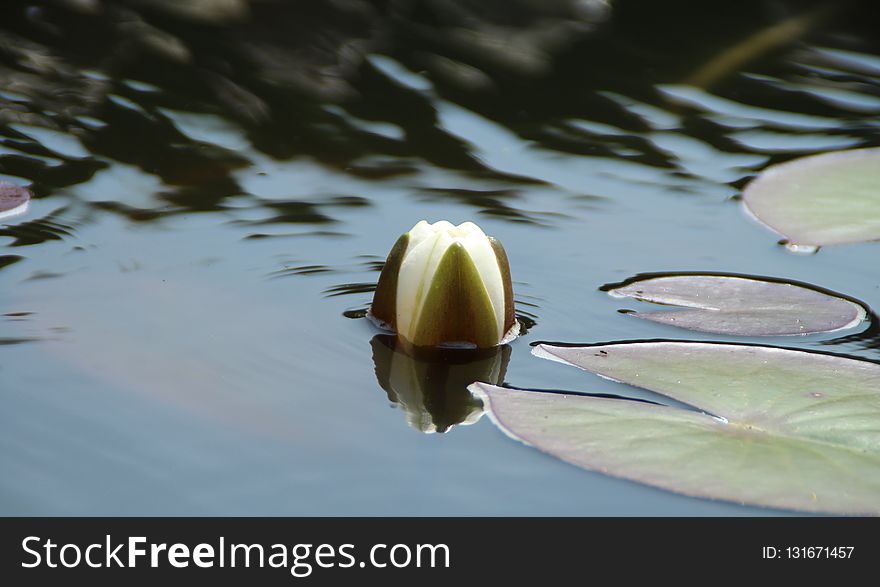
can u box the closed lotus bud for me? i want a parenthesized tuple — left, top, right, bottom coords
(370, 220, 518, 348)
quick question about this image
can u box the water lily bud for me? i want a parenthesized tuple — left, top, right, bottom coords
(370, 220, 517, 348)
(371, 335, 510, 433)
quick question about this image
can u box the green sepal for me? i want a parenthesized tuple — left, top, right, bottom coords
(489, 236, 516, 335)
(410, 242, 499, 348)
(370, 232, 409, 329)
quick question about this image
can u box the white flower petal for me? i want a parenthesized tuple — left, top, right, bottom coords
(454, 221, 485, 237)
(403, 220, 433, 254)
(396, 230, 454, 339)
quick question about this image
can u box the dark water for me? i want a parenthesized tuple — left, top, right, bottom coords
(2, 0, 879, 515)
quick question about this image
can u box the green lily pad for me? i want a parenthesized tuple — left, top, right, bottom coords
(470, 341, 880, 514)
(606, 274, 867, 336)
(742, 147, 880, 248)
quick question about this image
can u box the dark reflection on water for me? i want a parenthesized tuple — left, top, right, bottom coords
(0, 208, 75, 246)
(325, 282, 377, 298)
(268, 264, 334, 278)
(0, 336, 40, 345)
(0, 0, 877, 233)
(243, 230, 351, 241)
(0, 255, 24, 270)
(2, 0, 880, 515)
(824, 317, 880, 351)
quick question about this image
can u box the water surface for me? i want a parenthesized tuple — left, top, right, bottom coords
(2, 0, 879, 515)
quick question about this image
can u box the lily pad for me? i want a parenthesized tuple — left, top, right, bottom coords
(0, 182, 31, 220)
(742, 147, 880, 248)
(470, 341, 880, 514)
(605, 274, 867, 336)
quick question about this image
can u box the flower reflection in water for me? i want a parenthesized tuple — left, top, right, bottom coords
(371, 335, 511, 433)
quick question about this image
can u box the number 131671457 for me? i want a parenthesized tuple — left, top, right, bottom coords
(763, 546, 854, 559)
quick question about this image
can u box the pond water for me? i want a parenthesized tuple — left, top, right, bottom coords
(2, 1, 879, 515)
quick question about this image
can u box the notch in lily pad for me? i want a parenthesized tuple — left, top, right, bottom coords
(0, 182, 32, 221)
(742, 147, 880, 250)
(604, 273, 867, 336)
(470, 341, 880, 514)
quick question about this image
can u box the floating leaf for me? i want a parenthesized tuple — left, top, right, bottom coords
(606, 274, 866, 336)
(742, 147, 880, 247)
(0, 182, 31, 220)
(471, 342, 880, 514)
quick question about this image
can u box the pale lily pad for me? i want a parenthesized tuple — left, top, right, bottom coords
(470, 342, 880, 514)
(606, 274, 867, 336)
(0, 182, 31, 220)
(742, 147, 880, 247)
